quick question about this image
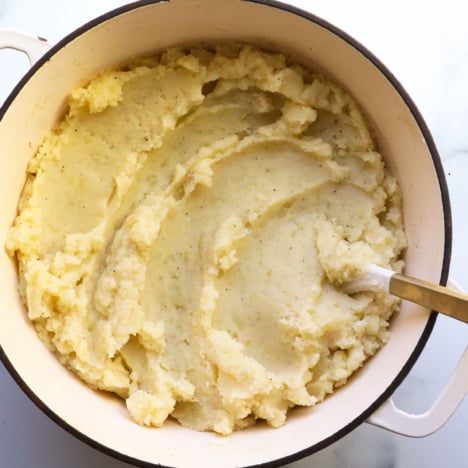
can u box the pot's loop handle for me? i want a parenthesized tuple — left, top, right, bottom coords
(368, 278, 468, 437)
(0, 29, 51, 64)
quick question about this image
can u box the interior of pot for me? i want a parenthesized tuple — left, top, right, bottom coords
(0, 0, 450, 467)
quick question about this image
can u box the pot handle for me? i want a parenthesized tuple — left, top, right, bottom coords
(0, 29, 51, 64)
(367, 278, 468, 437)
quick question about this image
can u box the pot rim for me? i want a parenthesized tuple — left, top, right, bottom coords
(0, 0, 452, 467)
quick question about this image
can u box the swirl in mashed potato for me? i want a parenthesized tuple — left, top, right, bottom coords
(7, 44, 406, 435)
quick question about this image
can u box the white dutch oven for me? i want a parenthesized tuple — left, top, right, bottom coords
(0, 1, 467, 467)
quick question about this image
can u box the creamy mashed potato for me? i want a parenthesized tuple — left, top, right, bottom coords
(7, 44, 406, 435)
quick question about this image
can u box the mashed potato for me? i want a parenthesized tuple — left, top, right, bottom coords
(6, 44, 406, 435)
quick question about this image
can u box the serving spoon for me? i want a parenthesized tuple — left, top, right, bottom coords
(344, 264, 468, 324)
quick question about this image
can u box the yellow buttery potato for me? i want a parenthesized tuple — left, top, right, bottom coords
(7, 44, 406, 435)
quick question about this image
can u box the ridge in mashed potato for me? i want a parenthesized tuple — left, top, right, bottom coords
(7, 44, 406, 435)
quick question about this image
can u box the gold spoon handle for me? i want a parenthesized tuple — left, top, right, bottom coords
(391, 274, 468, 324)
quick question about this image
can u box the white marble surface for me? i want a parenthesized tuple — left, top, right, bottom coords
(0, 1, 467, 467)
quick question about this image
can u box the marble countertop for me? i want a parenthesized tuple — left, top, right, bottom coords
(0, 1, 467, 467)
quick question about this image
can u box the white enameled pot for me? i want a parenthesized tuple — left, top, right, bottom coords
(0, 1, 467, 467)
